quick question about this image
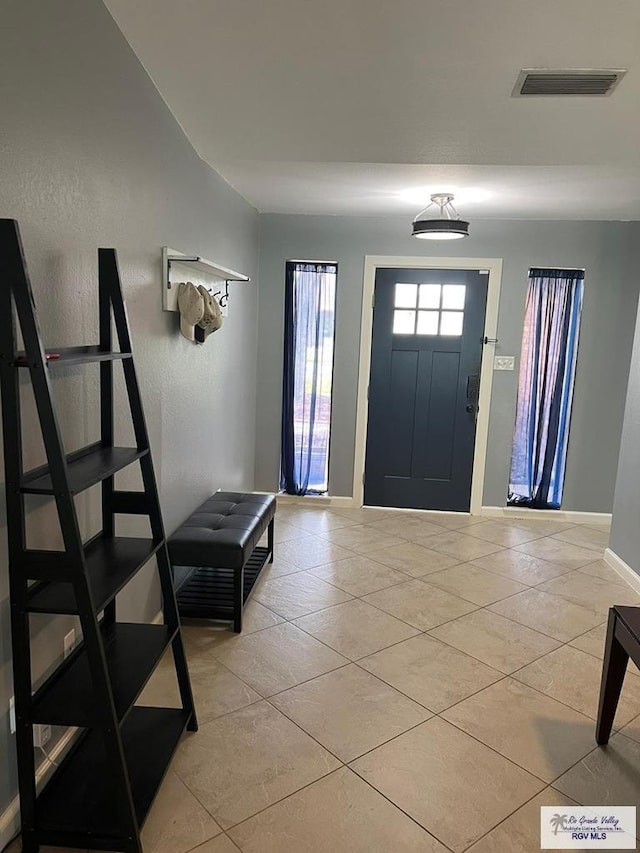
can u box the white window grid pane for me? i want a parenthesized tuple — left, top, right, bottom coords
(416, 310, 439, 335)
(393, 309, 416, 334)
(442, 284, 466, 310)
(439, 311, 464, 335)
(395, 283, 418, 308)
(418, 284, 441, 309)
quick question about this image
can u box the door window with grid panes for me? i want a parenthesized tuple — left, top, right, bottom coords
(393, 282, 466, 336)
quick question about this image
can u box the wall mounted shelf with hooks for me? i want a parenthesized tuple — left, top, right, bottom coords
(162, 247, 250, 312)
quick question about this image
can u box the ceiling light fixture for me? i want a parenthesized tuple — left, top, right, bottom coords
(412, 193, 469, 240)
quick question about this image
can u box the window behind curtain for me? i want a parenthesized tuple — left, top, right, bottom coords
(281, 262, 337, 495)
(509, 267, 584, 509)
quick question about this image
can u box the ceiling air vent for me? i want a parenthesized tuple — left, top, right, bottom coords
(513, 68, 626, 97)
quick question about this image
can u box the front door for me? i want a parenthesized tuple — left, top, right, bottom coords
(364, 267, 489, 511)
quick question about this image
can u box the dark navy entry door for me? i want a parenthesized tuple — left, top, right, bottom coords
(364, 268, 488, 511)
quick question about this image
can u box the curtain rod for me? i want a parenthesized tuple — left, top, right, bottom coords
(288, 259, 338, 264)
(529, 266, 585, 271)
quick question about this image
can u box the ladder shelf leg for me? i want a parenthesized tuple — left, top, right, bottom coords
(101, 247, 198, 732)
(75, 577, 142, 849)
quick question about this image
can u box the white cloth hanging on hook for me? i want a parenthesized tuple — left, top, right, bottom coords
(194, 285, 223, 343)
(177, 282, 223, 343)
(177, 282, 203, 342)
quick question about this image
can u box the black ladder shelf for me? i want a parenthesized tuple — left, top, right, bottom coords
(0, 219, 197, 853)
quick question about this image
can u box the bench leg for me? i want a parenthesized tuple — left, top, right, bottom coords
(596, 608, 629, 745)
(233, 565, 244, 633)
(268, 518, 274, 563)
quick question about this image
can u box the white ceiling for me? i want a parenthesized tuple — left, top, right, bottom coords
(105, 0, 640, 219)
(207, 162, 640, 218)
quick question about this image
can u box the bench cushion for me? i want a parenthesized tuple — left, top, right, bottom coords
(168, 491, 276, 570)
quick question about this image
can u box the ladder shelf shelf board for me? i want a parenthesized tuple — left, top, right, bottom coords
(36, 707, 191, 847)
(15, 345, 133, 368)
(21, 444, 149, 495)
(32, 622, 177, 727)
(27, 536, 164, 615)
(0, 218, 197, 853)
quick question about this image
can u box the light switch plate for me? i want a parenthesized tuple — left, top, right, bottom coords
(494, 356, 515, 371)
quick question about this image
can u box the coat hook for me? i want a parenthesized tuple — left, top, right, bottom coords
(219, 280, 230, 308)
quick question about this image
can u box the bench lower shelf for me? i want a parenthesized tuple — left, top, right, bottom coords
(174, 546, 270, 622)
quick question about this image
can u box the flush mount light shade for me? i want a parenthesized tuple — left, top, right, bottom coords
(412, 219, 470, 240)
(411, 193, 470, 240)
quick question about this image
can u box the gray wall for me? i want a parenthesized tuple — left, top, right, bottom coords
(610, 301, 640, 573)
(0, 0, 259, 819)
(256, 215, 640, 510)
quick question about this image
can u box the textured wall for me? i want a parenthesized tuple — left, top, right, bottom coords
(0, 0, 259, 819)
(610, 302, 640, 573)
(256, 215, 640, 509)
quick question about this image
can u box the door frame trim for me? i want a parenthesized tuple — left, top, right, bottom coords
(353, 255, 503, 515)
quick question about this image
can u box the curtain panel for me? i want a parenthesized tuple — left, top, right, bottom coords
(509, 268, 584, 509)
(281, 262, 336, 495)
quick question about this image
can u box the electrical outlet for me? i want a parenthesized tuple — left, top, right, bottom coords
(33, 724, 52, 748)
(63, 628, 77, 659)
(494, 355, 516, 371)
(9, 696, 16, 734)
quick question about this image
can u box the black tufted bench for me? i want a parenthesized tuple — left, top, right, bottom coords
(168, 491, 276, 632)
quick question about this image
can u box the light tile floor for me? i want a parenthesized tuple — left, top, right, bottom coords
(10, 504, 640, 853)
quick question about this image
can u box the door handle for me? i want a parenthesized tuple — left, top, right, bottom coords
(466, 374, 480, 401)
(465, 404, 475, 414)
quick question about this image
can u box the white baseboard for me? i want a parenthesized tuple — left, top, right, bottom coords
(254, 478, 619, 522)
(271, 495, 614, 523)
(480, 505, 612, 525)
(0, 725, 78, 851)
(364, 505, 473, 518)
(275, 494, 356, 509)
(604, 548, 640, 596)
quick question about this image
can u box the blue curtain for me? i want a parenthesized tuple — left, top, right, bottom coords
(281, 262, 337, 495)
(509, 268, 584, 509)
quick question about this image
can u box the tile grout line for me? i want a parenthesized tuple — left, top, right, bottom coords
(172, 748, 344, 840)
(454, 785, 582, 853)
(197, 596, 620, 747)
(197, 536, 625, 719)
(178, 635, 535, 844)
(233, 764, 456, 853)
(163, 718, 632, 853)
(13, 517, 620, 852)
(180, 659, 596, 847)
(272, 525, 608, 598)
(173, 516, 626, 853)
(260, 534, 591, 624)
(315, 516, 597, 557)
(255, 549, 615, 638)
(347, 730, 544, 853)
(206, 544, 624, 717)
